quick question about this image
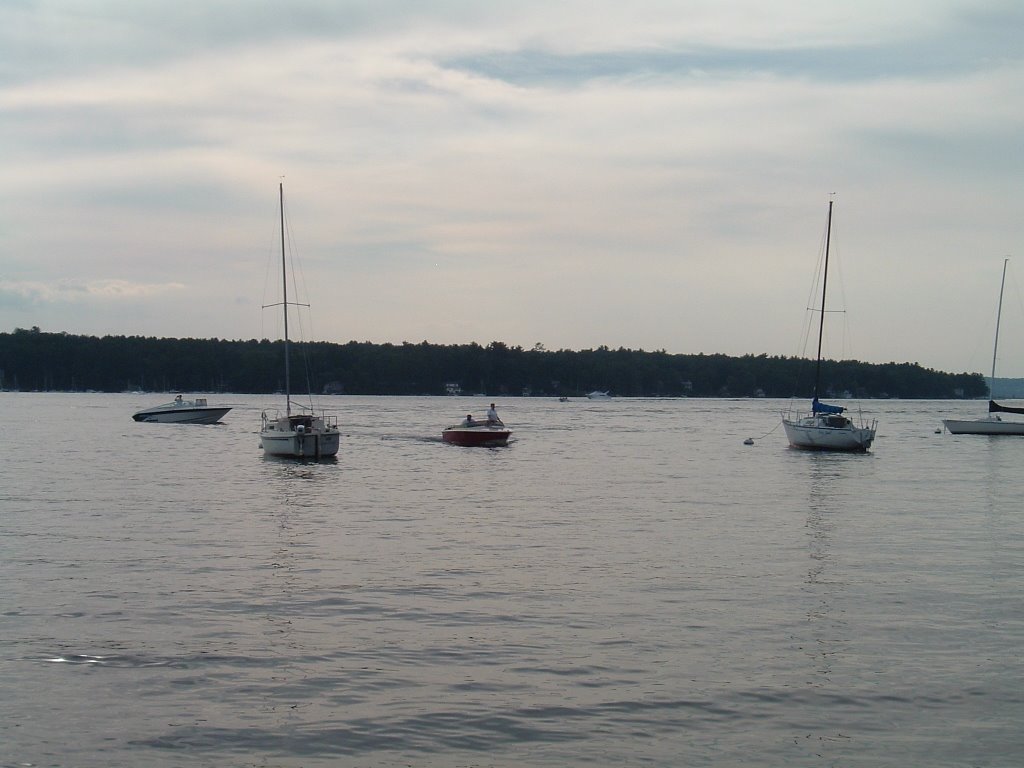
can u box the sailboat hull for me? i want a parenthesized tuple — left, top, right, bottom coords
(783, 417, 876, 452)
(260, 412, 340, 459)
(260, 430, 341, 458)
(944, 261, 1021, 438)
(942, 418, 1024, 436)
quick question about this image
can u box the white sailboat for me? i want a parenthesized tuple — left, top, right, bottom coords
(259, 183, 341, 459)
(943, 258, 1024, 436)
(782, 200, 877, 452)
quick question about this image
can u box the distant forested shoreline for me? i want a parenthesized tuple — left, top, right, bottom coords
(0, 326, 988, 399)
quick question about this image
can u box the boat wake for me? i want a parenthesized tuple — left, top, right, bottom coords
(380, 434, 445, 443)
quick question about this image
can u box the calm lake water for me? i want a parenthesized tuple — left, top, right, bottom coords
(2, 393, 1022, 767)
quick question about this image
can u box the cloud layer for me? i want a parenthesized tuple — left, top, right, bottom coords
(2, 1, 1023, 374)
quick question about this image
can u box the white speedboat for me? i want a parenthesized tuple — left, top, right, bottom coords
(943, 259, 1024, 436)
(586, 390, 611, 399)
(258, 183, 341, 459)
(133, 396, 230, 424)
(782, 199, 877, 452)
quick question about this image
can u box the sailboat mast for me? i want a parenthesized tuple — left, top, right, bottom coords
(990, 257, 1009, 395)
(280, 182, 291, 416)
(812, 199, 833, 400)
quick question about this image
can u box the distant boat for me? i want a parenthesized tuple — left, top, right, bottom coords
(132, 395, 230, 424)
(259, 183, 341, 459)
(586, 390, 611, 399)
(782, 199, 877, 452)
(943, 258, 1024, 436)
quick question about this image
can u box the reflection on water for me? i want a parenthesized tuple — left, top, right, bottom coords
(2, 394, 1023, 766)
(802, 458, 845, 689)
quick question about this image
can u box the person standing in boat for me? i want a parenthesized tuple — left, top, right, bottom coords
(486, 403, 502, 425)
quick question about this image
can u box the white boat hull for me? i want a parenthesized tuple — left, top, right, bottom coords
(944, 263, 1023, 436)
(260, 430, 340, 458)
(133, 399, 230, 424)
(260, 412, 340, 459)
(943, 417, 1024, 436)
(783, 415, 876, 452)
(136, 408, 230, 424)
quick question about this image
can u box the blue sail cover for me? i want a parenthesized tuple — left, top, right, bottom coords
(812, 397, 845, 414)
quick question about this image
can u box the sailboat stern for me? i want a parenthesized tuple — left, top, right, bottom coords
(260, 410, 341, 458)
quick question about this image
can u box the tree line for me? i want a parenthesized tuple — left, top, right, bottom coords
(0, 326, 988, 399)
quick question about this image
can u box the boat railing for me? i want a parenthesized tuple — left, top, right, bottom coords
(267, 401, 339, 430)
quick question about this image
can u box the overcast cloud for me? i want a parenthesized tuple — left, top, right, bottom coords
(2, 1, 1023, 375)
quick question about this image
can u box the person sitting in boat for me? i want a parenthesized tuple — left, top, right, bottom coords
(486, 403, 502, 425)
(174, 394, 183, 404)
(462, 414, 477, 427)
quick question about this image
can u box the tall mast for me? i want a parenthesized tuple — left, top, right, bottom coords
(280, 182, 291, 416)
(813, 199, 833, 401)
(990, 257, 1009, 397)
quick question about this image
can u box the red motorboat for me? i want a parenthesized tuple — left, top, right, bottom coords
(442, 423, 511, 447)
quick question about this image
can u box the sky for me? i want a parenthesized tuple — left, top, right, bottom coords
(2, 0, 1023, 376)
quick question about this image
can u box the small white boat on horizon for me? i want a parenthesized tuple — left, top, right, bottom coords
(132, 395, 230, 424)
(587, 390, 611, 399)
